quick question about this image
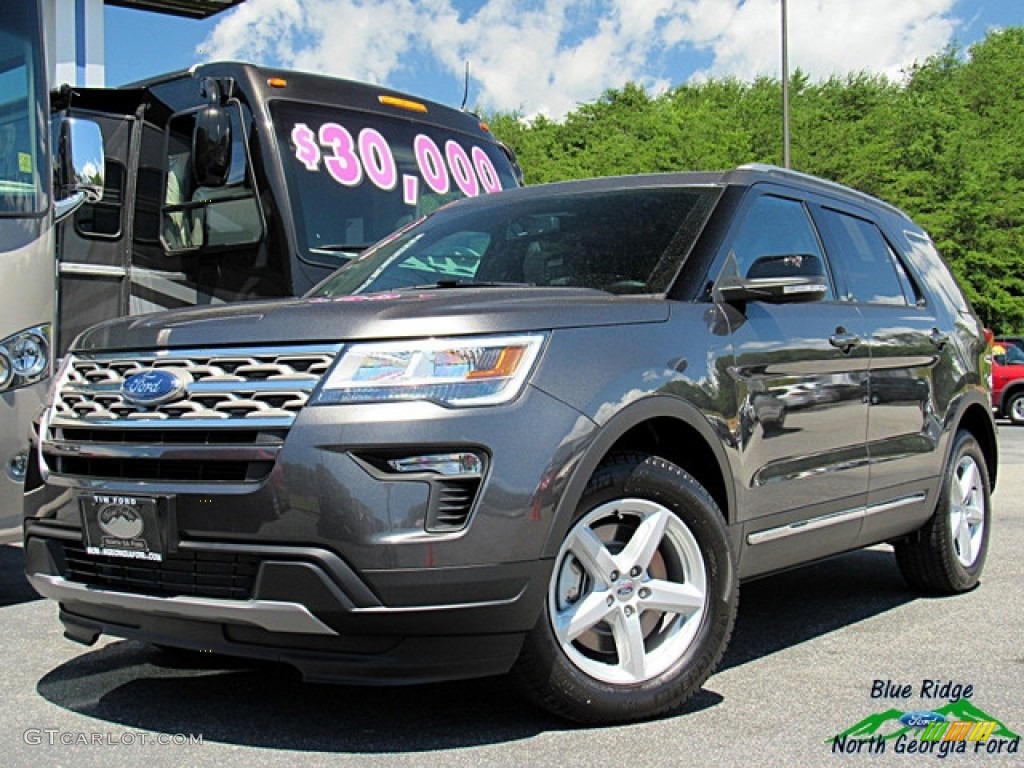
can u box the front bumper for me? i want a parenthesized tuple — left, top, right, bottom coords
(24, 385, 593, 683)
(23, 533, 544, 683)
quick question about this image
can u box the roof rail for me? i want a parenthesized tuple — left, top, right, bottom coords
(736, 163, 910, 221)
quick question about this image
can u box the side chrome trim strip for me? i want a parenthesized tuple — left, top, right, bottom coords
(28, 573, 338, 636)
(747, 493, 927, 546)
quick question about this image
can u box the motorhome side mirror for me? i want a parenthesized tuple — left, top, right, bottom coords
(716, 253, 828, 304)
(192, 106, 231, 187)
(53, 117, 104, 221)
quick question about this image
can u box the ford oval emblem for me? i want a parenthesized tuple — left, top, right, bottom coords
(121, 368, 191, 406)
(899, 711, 946, 729)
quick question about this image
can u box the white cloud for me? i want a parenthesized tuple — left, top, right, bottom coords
(686, 0, 959, 82)
(200, 0, 962, 119)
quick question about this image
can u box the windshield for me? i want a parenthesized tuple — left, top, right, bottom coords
(309, 185, 719, 297)
(0, 1, 47, 216)
(273, 101, 519, 268)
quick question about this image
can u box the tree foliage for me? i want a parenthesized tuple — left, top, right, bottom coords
(486, 28, 1024, 332)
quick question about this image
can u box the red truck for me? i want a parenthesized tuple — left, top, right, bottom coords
(991, 341, 1024, 424)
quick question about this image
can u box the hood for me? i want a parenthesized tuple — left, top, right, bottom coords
(72, 288, 670, 352)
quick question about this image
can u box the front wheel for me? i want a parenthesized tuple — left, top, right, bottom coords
(894, 430, 991, 593)
(513, 453, 737, 724)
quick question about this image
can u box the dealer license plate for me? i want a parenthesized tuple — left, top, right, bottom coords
(80, 494, 167, 561)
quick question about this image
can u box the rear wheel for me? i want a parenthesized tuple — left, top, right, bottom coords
(513, 453, 737, 724)
(894, 430, 990, 593)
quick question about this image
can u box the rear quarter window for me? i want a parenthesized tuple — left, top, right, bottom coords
(901, 230, 971, 316)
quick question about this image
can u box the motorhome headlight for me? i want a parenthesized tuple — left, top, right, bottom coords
(10, 333, 47, 377)
(0, 350, 11, 390)
(314, 334, 545, 407)
(0, 325, 50, 392)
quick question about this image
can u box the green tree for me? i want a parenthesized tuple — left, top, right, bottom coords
(487, 27, 1024, 331)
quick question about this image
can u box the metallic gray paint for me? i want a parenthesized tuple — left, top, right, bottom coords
(22, 166, 998, 686)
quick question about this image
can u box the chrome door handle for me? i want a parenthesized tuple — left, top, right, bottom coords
(829, 329, 861, 354)
(930, 328, 950, 350)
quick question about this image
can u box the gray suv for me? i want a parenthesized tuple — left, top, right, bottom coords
(24, 165, 996, 724)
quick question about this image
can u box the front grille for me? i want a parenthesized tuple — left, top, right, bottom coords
(53, 345, 340, 427)
(61, 543, 259, 599)
(44, 345, 340, 483)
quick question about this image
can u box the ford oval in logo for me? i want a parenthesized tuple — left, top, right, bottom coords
(121, 368, 191, 406)
(899, 710, 946, 729)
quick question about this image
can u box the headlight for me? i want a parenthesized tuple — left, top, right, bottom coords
(0, 325, 50, 392)
(314, 334, 545, 407)
(10, 333, 47, 377)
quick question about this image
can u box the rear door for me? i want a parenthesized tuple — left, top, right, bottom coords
(811, 203, 944, 542)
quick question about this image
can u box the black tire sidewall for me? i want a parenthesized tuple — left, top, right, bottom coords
(937, 432, 991, 587)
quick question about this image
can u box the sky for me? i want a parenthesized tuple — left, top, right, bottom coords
(103, 0, 1022, 119)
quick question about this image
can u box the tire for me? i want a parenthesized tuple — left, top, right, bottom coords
(1007, 391, 1024, 425)
(513, 453, 738, 724)
(894, 430, 991, 594)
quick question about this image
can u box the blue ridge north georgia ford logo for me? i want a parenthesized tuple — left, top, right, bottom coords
(120, 368, 191, 406)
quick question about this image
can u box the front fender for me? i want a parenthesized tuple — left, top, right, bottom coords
(541, 395, 736, 559)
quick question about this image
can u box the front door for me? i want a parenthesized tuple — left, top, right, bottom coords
(718, 190, 871, 576)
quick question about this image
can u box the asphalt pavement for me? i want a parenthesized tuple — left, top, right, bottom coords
(1, 427, 1021, 768)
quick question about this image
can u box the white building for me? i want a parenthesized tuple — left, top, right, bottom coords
(42, 0, 244, 86)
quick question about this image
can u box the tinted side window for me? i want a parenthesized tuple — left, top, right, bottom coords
(904, 231, 969, 315)
(819, 208, 907, 305)
(729, 194, 832, 299)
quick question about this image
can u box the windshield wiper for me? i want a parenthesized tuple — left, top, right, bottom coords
(309, 244, 374, 258)
(408, 279, 534, 289)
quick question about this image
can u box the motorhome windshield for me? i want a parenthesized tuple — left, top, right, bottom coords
(0, 2, 47, 216)
(273, 101, 518, 267)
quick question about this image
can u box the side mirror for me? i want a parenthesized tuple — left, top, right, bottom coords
(192, 106, 231, 187)
(716, 253, 828, 304)
(53, 117, 104, 222)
